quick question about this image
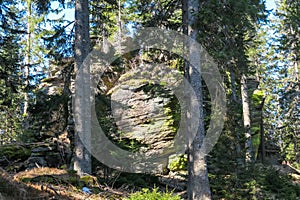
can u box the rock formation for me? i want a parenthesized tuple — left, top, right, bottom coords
(96, 64, 184, 173)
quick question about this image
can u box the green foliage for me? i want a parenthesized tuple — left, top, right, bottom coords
(285, 143, 297, 162)
(264, 169, 300, 200)
(19, 177, 32, 183)
(16, 130, 39, 143)
(267, 0, 300, 165)
(125, 187, 181, 200)
(293, 162, 300, 170)
(127, 0, 182, 30)
(112, 173, 158, 189)
(0, 0, 299, 199)
(77, 176, 98, 188)
(18, 93, 69, 142)
(209, 165, 300, 199)
(0, 2, 24, 144)
(79, 176, 95, 186)
(116, 137, 146, 152)
(0, 144, 31, 161)
(116, 176, 147, 188)
(251, 90, 264, 106)
(251, 127, 261, 159)
(90, 0, 121, 42)
(168, 155, 187, 171)
(163, 95, 181, 135)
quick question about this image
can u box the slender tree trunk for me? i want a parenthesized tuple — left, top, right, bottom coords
(230, 68, 243, 166)
(183, 0, 211, 199)
(260, 98, 266, 163)
(230, 68, 238, 103)
(117, 0, 122, 54)
(294, 61, 300, 163)
(293, 131, 299, 162)
(73, 0, 91, 175)
(24, 0, 32, 118)
(241, 74, 253, 163)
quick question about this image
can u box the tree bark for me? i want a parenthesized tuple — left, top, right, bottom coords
(230, 68, 243, 166)
(24, 0, 32, 118)
(241, 74, 253, 163)
(260, 98, 266, 164)
(183, 0, 211, 199)
(230, 68, 238, 103)
(73, 0, 92, 175)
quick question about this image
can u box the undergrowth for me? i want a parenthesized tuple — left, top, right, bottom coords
(210, 165, 300, 199)
(125, 186, 181, 200)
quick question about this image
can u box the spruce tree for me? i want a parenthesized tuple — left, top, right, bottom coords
(0, 0, 23, 143)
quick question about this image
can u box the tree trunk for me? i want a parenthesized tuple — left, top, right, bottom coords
(230, 68, 243, 166)
(183, 0, 211, 199)
(230, 68, 238, 103)
(241, 74, 253, 163)
(73, 0, 92, 175)
(260, 98, 266, 164)
(117, 0, 122, 54)
(24, 0, 32, 118)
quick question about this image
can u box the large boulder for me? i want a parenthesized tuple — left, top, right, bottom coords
(111, 82, 177, 152)
(104, 64, 183, 173)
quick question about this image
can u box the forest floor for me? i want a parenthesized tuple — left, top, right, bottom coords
(0, 167, 127, 199)
(0, 164, 299, 199)
(0, 166, 187, 199)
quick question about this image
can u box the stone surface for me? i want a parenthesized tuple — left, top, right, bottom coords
(26, 133, 71, 169)
(106, 64, 183, 172)
(26, 143, 70, 169)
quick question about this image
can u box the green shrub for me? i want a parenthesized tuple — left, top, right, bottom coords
(209, 165, 300, 199)
(126, 187, 181, 200)
(264, 169, 300, 200)
(292, 162, 300, 170)
(168, 155, 187, 171)
(0, 144, 31, 161)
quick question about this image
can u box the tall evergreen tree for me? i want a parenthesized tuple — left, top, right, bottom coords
(183, 0, 211, 199)
(195, 0, 267, 165)
(0, 0, 23, 143)
(22, 0, 49, 116)
(274, 0, 300, 164)
(127, 0, 182, 30)
(73, 0, 92, 175)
